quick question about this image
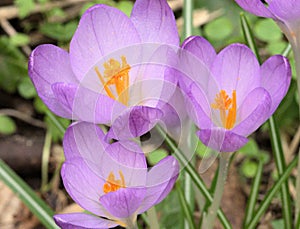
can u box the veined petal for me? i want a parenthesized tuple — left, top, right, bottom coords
(181, 36, 217, 68)
(51, 82, 77, 117)
(63, 122, 108, 162)
(261, 55, 291, 115)
(268, 0, 300, 21)
(28, 44, 77, 118)
(211, 44, 261, 106)
(233, 87, 272, 136)
(235, 0, 275, 18)
(70, 4, 141, 80)
(106, 106, 163, 140)
(61, 159, 108, 217)
(102, 141, 147, 187)
(100, 187, 146, 219)
(138, 156, 179, 213)
(130, 0, 179, 45)
(197, 128, 248, 152)
(54, 213, 118, 229)
(184, 82, 213, 129)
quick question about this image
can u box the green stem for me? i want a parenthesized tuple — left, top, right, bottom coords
(268, 117, 292, 229)
(183, 0, 195, 226)
(202, 153, 231, 229)
(176, 183, 196, 229)
(41, 130, 52, 192)
(243, 160, 264, 226)
(247, 155, 298, 229)
(296, 149, 300, 226)
(45, 109, 67, 135)
(241, 13, 293, 229)
(147, 207, 160, 229)
(0, 159, 58, 229)
(156, 125, 232, 229)
(183, 0, 193, 38)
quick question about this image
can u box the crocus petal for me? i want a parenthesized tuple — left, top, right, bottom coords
(211, 44, 261, 106)
(101, 141, 147, 187)
(106, 106, 163, 140)
(197, 128, 248, 152)
(63, 122, 108, 162)
(51, 82, 77, 117)
(61, 159, 108, 217)
(54, 213, 118, 229)
(100, 187, 146, 219)
(261, 55, 291, 115)
(268, 0, 300, 21)
(234, 0, 275, 18)
(70, 4, 141, 80)
(130, 0, 179, 45)
(233, 87, 272, 136)
(181, 36, 217, 68)
(183, 82, 213, 129)
(28, 44, 77, 118)
(138, 156, 179, 213)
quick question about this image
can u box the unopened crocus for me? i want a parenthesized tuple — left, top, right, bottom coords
(178, 36, 291, 152)
(29, 0, 179, 140)
(53, 122, 179, 228)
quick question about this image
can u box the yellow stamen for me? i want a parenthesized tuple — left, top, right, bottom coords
(94, 56, 130, 106)
(211, 90, 237, 129)
(103, 171, 125, 194)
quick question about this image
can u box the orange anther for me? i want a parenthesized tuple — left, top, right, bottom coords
(95, 56, 130, 106)
(211, 90, 237, 129)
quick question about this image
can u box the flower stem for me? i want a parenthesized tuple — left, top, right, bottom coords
(156, 125, 232, 229)
(202, 152, 231, 229)
(295, 149, 300, 226)
(41, 129, 52, 192)
(147, 207, 160, 229)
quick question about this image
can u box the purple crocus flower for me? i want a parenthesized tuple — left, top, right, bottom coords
(178, 36, 291, 152)
(53, 122, 179, 228)
(234, 0, 300, 49)
(29, 0, 179, 140)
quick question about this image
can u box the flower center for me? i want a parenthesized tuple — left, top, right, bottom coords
(211, 90, 236, 129)
(95, 56, 130, 106)
(103, 171, 125, 194)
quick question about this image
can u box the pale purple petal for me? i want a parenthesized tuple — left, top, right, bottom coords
(130, 0, 179, 45)
(138, 156, 179, 213)
(184, 82, 213, 129)
(106, 106, 163, 140)
(268, 0, 300, 21)
(51, 82, 77, 117)
(72, 85, 126, 124)
(211, 44, 261, 106)
(54, 213, 118, 229)
(181, 36, 217, 68)
(70, 4, 141, 80)
(197, 128, 248, 152)
(100, 188, 146, 219)
(28, 44, 77, 118)
(233, 87, 272, 136)
(235, 0, 275, 18)
(102, 141, 147, 187)
(61, 159, 108, 217)
(261, 55, 291, 115)
(63, 122, 108, 162)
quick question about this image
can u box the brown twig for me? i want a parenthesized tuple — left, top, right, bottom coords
(0, 109, 46, 129)
(0, 18, 31, 56)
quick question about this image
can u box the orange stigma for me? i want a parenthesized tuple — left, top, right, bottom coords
(103, 171, 125, 194)
(95, 56, 130, 106)
(211, 90, 236, 129)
